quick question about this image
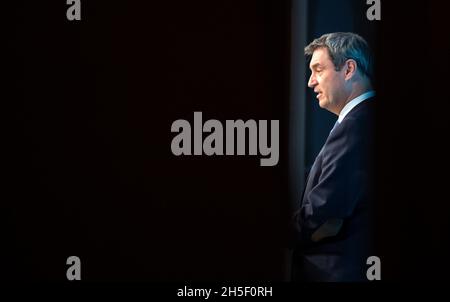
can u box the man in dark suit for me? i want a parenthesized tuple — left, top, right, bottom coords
(291, 32, 376, 281)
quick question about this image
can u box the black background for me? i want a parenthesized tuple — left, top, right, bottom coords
(7, 0, 290, 282)
(375, 1, 450, 280)
(5, 0, 450, 282)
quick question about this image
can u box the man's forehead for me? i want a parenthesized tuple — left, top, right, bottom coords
(309, 48, 331, 68)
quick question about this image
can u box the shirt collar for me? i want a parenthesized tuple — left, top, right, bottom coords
(337, 90, 375, 123)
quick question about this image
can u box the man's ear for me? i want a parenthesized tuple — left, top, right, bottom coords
(344, 59, 357, 81)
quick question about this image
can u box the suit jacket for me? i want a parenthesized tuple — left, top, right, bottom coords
(292, 99, 375, 282)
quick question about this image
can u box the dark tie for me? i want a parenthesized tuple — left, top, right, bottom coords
(299, 120, 340, 207)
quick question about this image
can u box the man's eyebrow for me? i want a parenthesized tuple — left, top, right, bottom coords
(310, 63, 322, 70)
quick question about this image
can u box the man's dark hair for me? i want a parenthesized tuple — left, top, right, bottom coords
(305, 32, 373, 80)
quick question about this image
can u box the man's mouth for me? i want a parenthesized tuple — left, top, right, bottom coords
(316, 92, 321, 99)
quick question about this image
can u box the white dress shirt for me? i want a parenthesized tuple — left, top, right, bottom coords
(337, 90, 375, 123)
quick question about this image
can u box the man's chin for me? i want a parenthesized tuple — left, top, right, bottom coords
(318, 100, 335, 113)
(318, 99, 328, 108)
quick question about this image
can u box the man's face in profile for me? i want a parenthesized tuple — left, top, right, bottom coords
(308, 47, 346, 114)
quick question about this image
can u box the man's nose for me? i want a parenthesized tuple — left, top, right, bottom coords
(308, 74, 317, 88)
